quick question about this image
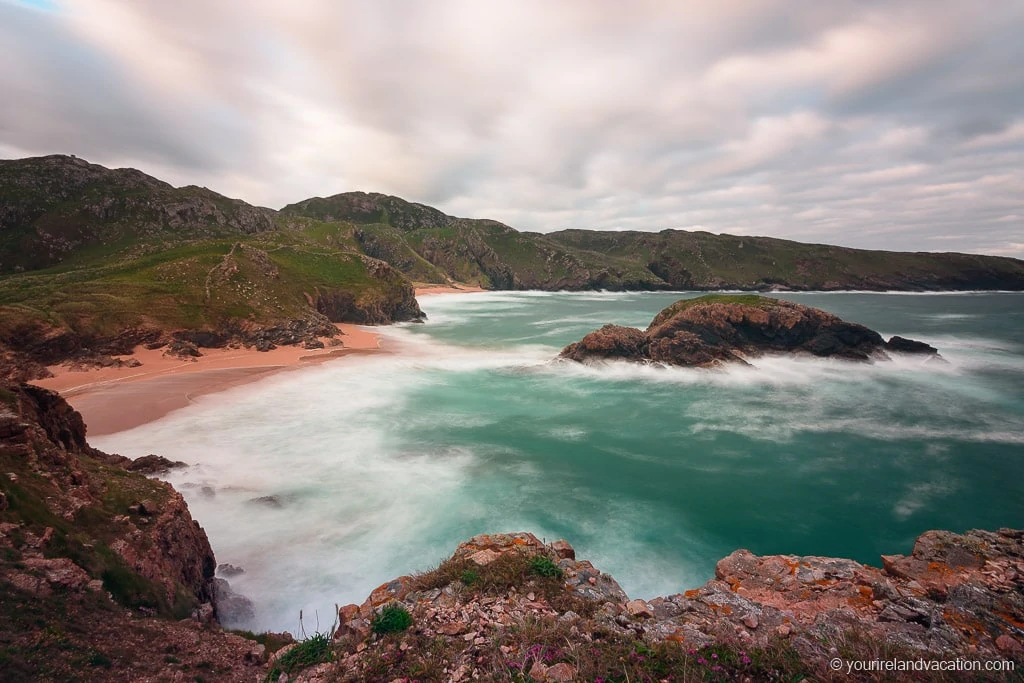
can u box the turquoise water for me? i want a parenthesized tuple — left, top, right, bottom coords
(95, 291, 1024, 633)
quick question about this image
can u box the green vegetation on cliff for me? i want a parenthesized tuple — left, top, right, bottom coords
(2, 154, 1023, 377)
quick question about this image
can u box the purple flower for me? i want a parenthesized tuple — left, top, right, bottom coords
(697, 657, 706, 664)
(711, 653, 718, 660)
(741, 656, 752, 665)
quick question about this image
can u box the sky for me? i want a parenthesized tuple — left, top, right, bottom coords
(1, 1, 1023, 256)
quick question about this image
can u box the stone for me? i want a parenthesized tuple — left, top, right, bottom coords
(438, 621, 468, 636)
(249, 495, 283, 508)
(217, 563, 245, 577)
(996, 635, 1021, 654)
(545, 663, 577, 682)
(468, 549, 502, 566)
(626, 599, 654, 619)
(127, 454, 188, 475)
(550, 539, 576, 560)
(742, 614, 759, 629)
(22, 557, 90, 591)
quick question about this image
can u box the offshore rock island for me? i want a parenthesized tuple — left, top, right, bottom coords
(560, 294, 940, 367)
(0, 387, 1021, 680)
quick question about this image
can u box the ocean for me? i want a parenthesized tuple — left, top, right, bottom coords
(93, 291, 1024, 634)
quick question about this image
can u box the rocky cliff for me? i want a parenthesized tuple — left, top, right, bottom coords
(1, 385, 1021, 681)
(561, 294, 940, 367)
(283, 530, 1023, 682)
(0, 384, 276, 680)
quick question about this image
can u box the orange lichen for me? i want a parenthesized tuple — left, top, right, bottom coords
(846, 585, 874, 609)
(998, 612, 1024, 630)
(684, 589, 700, 599)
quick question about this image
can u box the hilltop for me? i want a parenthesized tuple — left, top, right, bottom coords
(2, 154, 1023, 380)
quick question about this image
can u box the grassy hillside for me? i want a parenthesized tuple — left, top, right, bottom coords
(545, 229, 1024, 291)
(2, 153, 1023, 378)
(281, 191, 1024, 292)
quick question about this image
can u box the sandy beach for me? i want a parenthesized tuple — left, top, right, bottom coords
(34, 323, 383, 436)
(414, 284, 486, 296)
(35, 287, 488, 437)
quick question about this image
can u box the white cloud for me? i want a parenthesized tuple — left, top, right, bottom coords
(0, 0, 1023, 257)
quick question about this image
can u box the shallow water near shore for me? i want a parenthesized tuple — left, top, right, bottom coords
(94, 291, 1024, 633)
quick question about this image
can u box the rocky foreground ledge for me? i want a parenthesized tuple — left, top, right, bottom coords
(2, 385, 1021, 681)
(560, 294, 939, 367)
(287, 529, 1024, 682)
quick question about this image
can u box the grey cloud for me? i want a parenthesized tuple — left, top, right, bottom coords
(0, 0, 1021, 256)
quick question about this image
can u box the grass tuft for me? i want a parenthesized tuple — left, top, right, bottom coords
(371, 603, 413, 635)
(265, 631, 332, 682)
(527, 555, 563, 579)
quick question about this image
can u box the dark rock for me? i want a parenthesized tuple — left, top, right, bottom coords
(217, 563, 245, 577)
(165, 339, 201, 358)
(303, 338, 325, 350)
(561, 295, 942, 367)
(249, 495, 283, 508)
(174, 330, 228, 349)
(127, 454, 188, 475)
(214, 578, 256, 626)
(886, 335, 939, 354)
(254, 340, 276, 352)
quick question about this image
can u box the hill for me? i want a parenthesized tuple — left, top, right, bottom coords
(2, 154, 1023, 379)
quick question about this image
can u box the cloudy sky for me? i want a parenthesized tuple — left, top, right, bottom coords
(2, 0, 1023, 256)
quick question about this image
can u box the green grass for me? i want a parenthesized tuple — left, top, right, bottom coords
(527, 555, 563, 579)
(370, 603, 412, 635)
(265, 632, 333, 682)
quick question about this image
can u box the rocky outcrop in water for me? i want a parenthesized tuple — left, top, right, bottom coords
(306, 530, 1023, 682)
(561, 294, 940, 367)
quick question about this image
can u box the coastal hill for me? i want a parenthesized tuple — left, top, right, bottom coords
(561, 294, 940, 367)
(2, 154, 1023, 380)
(1, 386, 1021, 680)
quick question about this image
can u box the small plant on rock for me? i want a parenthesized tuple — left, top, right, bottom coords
(528, 555, 563, 579)
(371, 602, 413, 635)
(265, 631, 332, 682)
(460, 568, 480, 586)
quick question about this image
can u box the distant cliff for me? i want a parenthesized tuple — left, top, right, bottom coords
(2, 153, 1022, 379)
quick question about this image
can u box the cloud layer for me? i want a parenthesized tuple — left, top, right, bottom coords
(2, 0, 1023, 255)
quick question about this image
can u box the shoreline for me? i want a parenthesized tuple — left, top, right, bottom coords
(34, 323, 384, 437)
(414, 284, 487, 296)
(34, 284, 490, 437)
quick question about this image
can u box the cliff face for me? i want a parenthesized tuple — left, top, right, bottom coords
(0, 384, 282, 680)
(0, 384, 216, 610)
(561, 294, 939, 367)
(306, 530, 1024, 681)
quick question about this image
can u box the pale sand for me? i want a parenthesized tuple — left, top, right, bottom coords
(414, 284, 487, 296)
(33, 324, 383, 437)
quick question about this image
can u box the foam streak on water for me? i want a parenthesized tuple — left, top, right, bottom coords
(94, 292, 1024, 633)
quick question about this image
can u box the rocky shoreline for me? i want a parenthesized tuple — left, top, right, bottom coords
(313, 530, 1024, 682)
(0, 385, 1019, 680)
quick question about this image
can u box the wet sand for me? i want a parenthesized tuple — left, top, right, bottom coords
(414, 285, 487, 296)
